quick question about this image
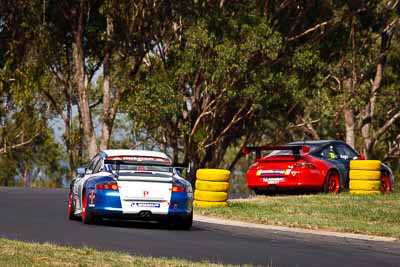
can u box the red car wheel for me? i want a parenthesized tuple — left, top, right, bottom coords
(324, 171, 340, 193)
(67, 191, 75, 220)
(380, 173, 392, 193)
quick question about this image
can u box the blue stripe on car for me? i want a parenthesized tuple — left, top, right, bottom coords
(85, 176, 123, 215)
(168, 191, 193, 215)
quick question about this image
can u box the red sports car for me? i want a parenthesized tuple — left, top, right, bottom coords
(242, 140, 394, 195)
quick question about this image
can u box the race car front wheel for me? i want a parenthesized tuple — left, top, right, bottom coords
(380, 173, 392, 193)
(323, 171, 340, 194)
(67, 191, 77, 220)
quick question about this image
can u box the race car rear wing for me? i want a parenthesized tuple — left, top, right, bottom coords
(241, 145, 310, 160)
(104, 159, 191, 177)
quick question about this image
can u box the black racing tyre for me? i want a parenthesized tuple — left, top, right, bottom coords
(170, 211, 193, 230)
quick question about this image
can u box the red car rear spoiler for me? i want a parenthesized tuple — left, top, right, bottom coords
(242, 145, 310, 159)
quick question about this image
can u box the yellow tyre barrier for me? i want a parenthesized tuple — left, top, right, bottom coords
(193, 200, 228, 208)
(349, 170, 381, 180)
(350, 160, 381, 171)
(195, 180, 230, 192)
(349, 180, 381, 191)
(194, 190, 228, 202)
(350, 190, 381, 195)
(196, 169, 231, 182)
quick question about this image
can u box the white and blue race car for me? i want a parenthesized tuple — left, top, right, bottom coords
(67, 149, 193, 229)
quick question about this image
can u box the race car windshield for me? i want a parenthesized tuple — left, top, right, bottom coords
(109, 164, 173, 173)
(268, 149, 296, 156)
(115, 171, 172, 178)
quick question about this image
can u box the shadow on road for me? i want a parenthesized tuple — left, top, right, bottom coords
(82, 218, 203, 232)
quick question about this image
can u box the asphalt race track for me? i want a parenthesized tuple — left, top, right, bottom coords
(1, 187, 399, 267)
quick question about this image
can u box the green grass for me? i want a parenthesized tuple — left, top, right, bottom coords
(0, 238, 243, 267)
(196, 192, 400, 238)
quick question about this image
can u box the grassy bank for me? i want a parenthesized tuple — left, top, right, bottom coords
(196, 192, 400, 238)
(0, 238, 239, 267)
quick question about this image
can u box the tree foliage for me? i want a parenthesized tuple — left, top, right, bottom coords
(1, 0, 399, 186)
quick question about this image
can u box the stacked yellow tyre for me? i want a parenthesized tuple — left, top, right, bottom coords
(194, 169, 230, 208)
(349, 160, 381, 195)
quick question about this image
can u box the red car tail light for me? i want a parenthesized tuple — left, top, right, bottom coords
(96, 181, 119, 191)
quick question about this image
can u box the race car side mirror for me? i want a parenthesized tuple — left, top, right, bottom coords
(76, 167, 86, 177)
(358, 154, 366, 160)
(301, 146, 310, 153)
(241, 147, 250, 155)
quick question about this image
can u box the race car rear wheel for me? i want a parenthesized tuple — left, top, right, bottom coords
(81, 190, 96, 224)
(169, 211, 193, 230)
(67, 191, 77, 220)
(179, 211, 193, 230)
(323, 171, 340, 194)
(380, 172, 392, 193)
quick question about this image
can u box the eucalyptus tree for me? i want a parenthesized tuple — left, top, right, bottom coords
(264, 1, 400, 160)
(40, 0, 179, 159)
(0, 1, 66, 186)
(123, 1, 300, 182)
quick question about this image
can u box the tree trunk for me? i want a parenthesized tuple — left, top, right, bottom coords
(23, 166, 30, 187)
(343, 17, 357, 150)
(343, 78, 356, 149)
(100, 12, 114, 150)
(72, 0, 98, 159)
(360, 32, 388, 158)
(100, 51, 112, 150)
(344, 106, 355, 148)
(64, 94, 75, 178)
